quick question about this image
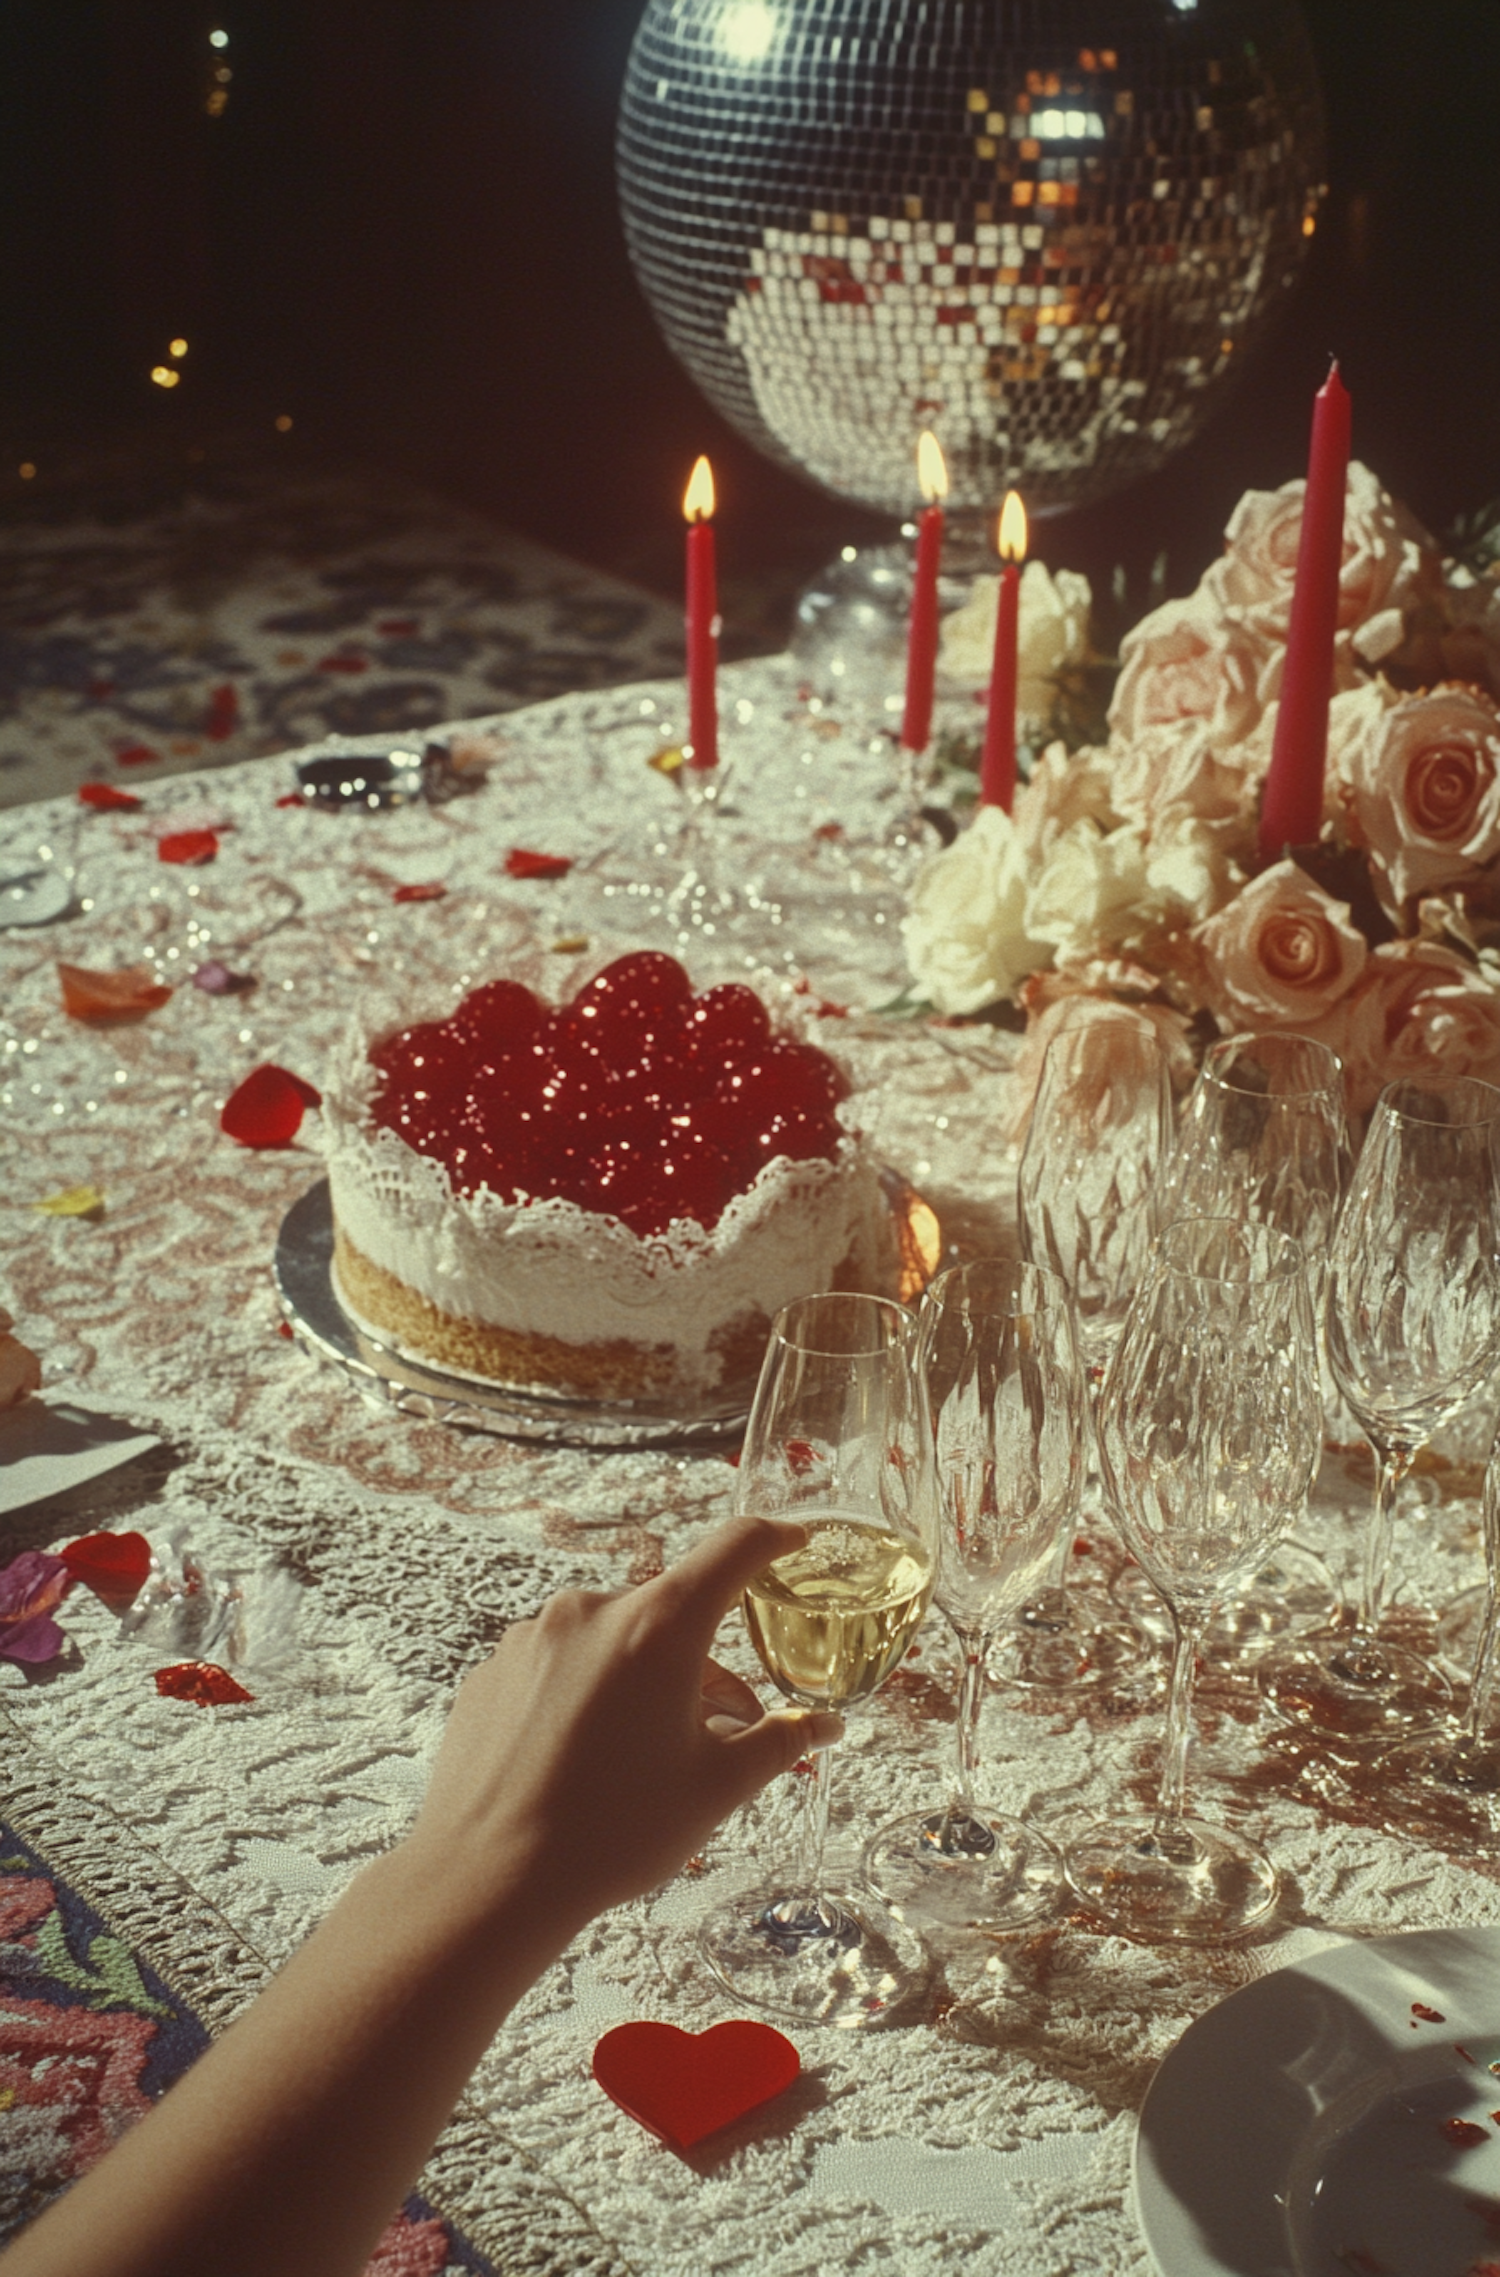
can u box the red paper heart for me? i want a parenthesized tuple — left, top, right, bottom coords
(158, 828, 219, 865)
(220, 1064, 321, 1148)
(154, 1661, 253, 1706)
(114, 742, 160, 767)
(78, 783, 142, 811)
(60, 1530, 152, 1608)
(504, 848, 573, 880)
(392, 882, 447, 903)
(592, 2020, 799, 2151)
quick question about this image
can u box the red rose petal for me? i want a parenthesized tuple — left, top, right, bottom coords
(154, 1661, 253, 1706)
(58, 962, 173, 1021)
(205, 683, 239, 740)
(592, 2020, 799, 2151)
(220, 1064, 321, 1148)
(392, 882, 447, 903)
(275, 792, 304, 809)
(158, 829, 218, 866)
(78, 783, 142, 811)
(114, 743, 160, 767)
(60, 1530, 152, 1608)
(505, 848, 573, 880)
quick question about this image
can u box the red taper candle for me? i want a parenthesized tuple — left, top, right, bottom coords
(900, 430, 949, 754)
(979, 491, 1027, 811)
(683, 455, 719, 771)
(1258, 362, 1352, 860)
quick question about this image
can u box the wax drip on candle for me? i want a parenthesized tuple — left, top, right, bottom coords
(979, 490, 1027, 812)
(683, 456, 719, 771)
(900, 430, 948, 756)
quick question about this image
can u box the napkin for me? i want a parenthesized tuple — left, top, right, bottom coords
(0, 1401, 161, 1519)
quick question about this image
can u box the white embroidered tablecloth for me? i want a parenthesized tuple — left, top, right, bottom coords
(2, 656, 1497, 2277)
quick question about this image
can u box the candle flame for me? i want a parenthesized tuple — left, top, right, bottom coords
(683, 456, 715, 522)
(997, 490, 1028, 562)
(916, 430, 949, 504)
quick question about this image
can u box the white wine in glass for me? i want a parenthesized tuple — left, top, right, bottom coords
(699, 1292, 936, 2027)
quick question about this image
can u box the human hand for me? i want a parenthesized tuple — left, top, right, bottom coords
(406, 1513, 840, 1931)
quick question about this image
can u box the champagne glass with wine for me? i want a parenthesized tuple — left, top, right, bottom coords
(863, 1259, 1087, 1930)
(1065, 1218, 1322, 1941)
(699, 1291, 936, 2026)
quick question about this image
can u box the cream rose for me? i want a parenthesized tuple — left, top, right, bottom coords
(1192, 859, 1368, 1030)
(1014, 739, 1120, 864)
(1108, 718, 1262, 836)
(938, 561, 1092, 730)
(902, 803, 1049, 1014)
(1322, 940, 1500, 1113)
(1025, 822, 1153, 964)
(1107, 590, 1265, 749)
(1331, 684, 1500, 909)
(1207, 459, 1438, 645)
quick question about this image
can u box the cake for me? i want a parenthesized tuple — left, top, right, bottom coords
(321, 951, 897, 1407)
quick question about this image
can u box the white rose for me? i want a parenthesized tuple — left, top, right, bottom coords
(902, 803, 1050, 1014)
(1025, 821, 1154, 963)
(1107, 589, 1265, 749)
(1014, 739, 1120, 864)
(1108, 718, 1263, 836)
(938, 561, 1093, 730)
(1143, 811, 1245, 925)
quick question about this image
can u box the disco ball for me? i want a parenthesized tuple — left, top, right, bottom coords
(618, 0, 1325, 518)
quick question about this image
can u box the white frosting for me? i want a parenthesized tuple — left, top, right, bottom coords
(320, 1015, 892, 1391)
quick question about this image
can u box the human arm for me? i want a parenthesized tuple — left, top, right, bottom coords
(0, 1512, 836, 2277)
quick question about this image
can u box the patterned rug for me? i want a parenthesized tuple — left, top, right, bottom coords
(0, 1787, 496, 2276)
(0, 447, 688, 813)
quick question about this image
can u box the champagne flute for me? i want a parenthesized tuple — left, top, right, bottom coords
(1157, 1031, 1352, 1655)
(1388, 1420, 1500, 1796)
(1004, 1001, 1173, 1690)
(1065, 1218, 1322, 1942)
(1265, 1077, 1500, 1741)
(862, 1259, 1087, 1930)
(699, 1292, 936, 2026)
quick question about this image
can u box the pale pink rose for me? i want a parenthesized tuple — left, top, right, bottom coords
(1331, 683, 1500, 909)
(1004, 982, 1195, 1140)
(1192, 859, 1367, 1031)
(1206, 459, 1438, 644)
(1108, 591, 1265, 748)
(1108, 719, 1262, 835)
(1014, 739, 1119, 864)
(1316, 940, 1500, 1113)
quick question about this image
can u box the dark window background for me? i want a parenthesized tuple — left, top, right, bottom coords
(3, 0, 1499, 609)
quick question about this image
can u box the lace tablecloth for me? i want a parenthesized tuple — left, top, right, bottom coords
(2, 657, 1498, 2277)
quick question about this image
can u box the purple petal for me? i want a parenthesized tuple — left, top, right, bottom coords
(0, 1552, 68, 1623)
(0, 1612, 65, 1664)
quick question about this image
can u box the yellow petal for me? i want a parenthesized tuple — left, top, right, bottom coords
(647, 744, 686, 776)
(32, 1185, 105, 1218)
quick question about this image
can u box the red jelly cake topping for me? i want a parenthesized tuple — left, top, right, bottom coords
(368, 954, 850, 1237)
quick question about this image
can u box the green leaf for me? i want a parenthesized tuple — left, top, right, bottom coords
(34, 1907, 173, 2018)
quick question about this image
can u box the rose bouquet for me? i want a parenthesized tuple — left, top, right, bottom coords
(904, 463, 1500, 1115)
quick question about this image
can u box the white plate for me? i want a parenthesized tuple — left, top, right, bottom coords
(1135, 1923, 1500, 2277)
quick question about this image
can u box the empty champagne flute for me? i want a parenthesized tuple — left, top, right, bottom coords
(1265, 1077, 1500, 1741)
(1065, 1218, 1322, 1942)
(1388, 1420, 1500, 1796)
(699, 1292, 935, 2026)
(863, 1259, 1087, 1930)
(1157, 1031, 1353, 1654)
(1003, 1001, 1173, 1690)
